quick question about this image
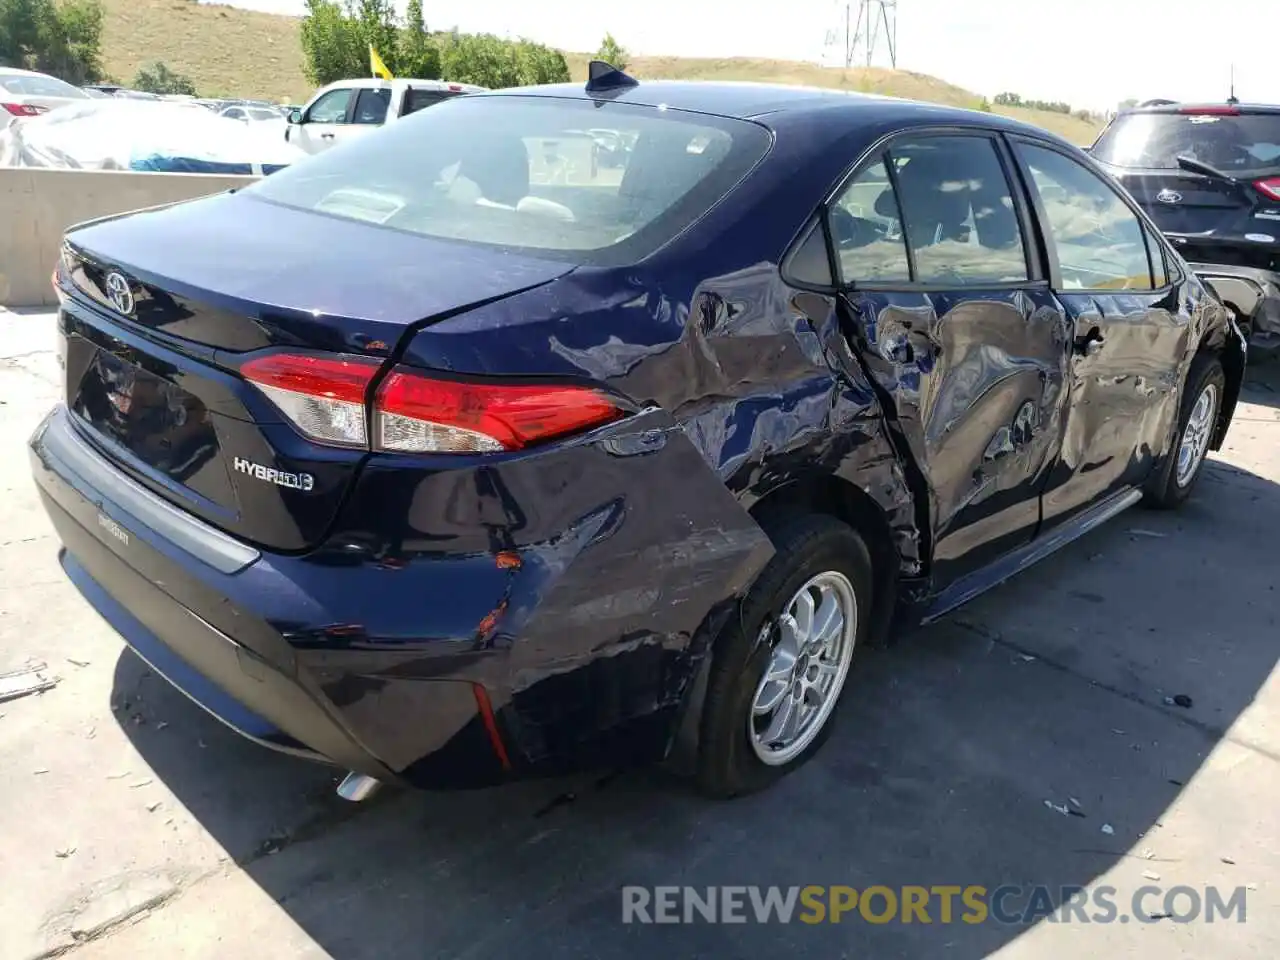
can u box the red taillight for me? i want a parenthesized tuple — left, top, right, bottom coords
(241, 353, 624, 454)
(374, 367, 623, 453)
(1180, 105, 1240, 116)
(241, 353, 379, 448)
(2, 102, 42, 117)
(448, 84, 463, 92)
(1255, 178, 1280, 202)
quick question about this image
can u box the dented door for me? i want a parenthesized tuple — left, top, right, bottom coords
(844, 288, 1072, 587)
(1010, 139, 1189, 527)
(828, 133, 1072, 588)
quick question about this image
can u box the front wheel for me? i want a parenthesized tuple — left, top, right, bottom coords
(696, 514, 873, 798)
(1145, 353, 1225, 509)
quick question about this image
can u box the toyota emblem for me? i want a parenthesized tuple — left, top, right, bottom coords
(104, 271, 135, 315)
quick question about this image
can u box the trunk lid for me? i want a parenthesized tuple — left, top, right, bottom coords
(60, 191, 575, 551)
(1109, 167, 1261, 236)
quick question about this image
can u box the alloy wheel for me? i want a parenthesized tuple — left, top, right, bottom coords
(1175, 382, 1218, 488)
(748, 571, 857, 766)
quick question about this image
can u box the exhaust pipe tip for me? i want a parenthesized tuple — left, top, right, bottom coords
(336, 772, 382, 802)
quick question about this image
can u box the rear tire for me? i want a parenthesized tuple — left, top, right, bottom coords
(696, 514, 873, 799)
(1144, 353, 1225, 509)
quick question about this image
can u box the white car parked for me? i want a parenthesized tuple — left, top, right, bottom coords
(285, 78, 485, 155)
(220, 104, 287, 123)
(1, 67, 89, 131)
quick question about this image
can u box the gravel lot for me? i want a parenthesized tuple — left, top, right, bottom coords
(2, 307, 1277, 960)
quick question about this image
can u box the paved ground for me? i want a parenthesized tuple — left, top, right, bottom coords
(1, 306, 1277, 960)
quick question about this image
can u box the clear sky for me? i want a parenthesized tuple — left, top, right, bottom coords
(207, 0, 1273, 111)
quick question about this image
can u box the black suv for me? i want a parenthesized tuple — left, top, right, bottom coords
(1091, 102, 1280, 352)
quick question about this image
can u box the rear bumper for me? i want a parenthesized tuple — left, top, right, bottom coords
(29, 406, 503, 787)
(30, 403, 775, 788)
(1191, 261, 1280, 350)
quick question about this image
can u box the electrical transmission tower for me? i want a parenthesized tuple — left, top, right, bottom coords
(824, 1, 899, 69)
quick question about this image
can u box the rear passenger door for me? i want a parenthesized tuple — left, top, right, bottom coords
(347, 88, 391, 143)
(834, 132, 1073, 587)
(1009, 138, 1188, 527)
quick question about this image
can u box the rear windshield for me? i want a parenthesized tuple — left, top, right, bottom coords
(403, 88, 463, 115)
(0, 74, 87, 98)
(247, 95, 770, 265)
(1093, 111, 1280, 177)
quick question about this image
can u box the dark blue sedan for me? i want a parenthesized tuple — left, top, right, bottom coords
(30, 64, 1244, 799)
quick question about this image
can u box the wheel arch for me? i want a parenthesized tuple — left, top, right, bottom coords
(1197, 323, 1244, 450)
(664, 471, 905, 775)
(747, 473, 901, 648)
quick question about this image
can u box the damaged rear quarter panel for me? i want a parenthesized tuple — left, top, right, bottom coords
(370, 256, 922, 769)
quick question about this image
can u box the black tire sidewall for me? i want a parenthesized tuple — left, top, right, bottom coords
(697, 516, 873, 798)
(1148, 354, 1225, 508)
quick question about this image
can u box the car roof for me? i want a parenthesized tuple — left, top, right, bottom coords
(315, 77, 486, 93)
(0, 67, 53, 78)
(479, 79, 1074, 143)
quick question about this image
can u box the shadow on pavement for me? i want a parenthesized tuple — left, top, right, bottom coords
(111, 455, 1280, 958)
(1241, 352, 1280, 409)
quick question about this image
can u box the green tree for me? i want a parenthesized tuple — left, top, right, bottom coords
(34, 0, 102, 84)
(133, 60, 196, 96)
(0, 0, 45, 67)
(594, 32, 628, 71)
(300, 0, 364, 86)
(513, 38, 569, 85)
(301, 0, 407, 85)
(437, 34, 568, 89)
(0, 0, 105, 84)
(439, 32, 519, 88)
(398, 0, 439, 79)
(354, 0, 398, 71)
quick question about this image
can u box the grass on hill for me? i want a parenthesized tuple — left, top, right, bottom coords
(99, 1, 1102, 143)
(101, 0, 311, 102)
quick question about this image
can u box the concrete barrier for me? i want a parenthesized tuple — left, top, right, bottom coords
(1, 168, 258, 308)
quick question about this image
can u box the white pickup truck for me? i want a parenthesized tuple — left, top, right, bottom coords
(285, 78, 486, 155)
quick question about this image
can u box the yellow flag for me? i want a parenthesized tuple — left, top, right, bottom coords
(369, 44, 393, 81)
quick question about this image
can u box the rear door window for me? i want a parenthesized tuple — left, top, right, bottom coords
(403, 89, 460, 116)
(831, 135, 1029, 286)
(830, 157, 912, 283)
(1015, 142, 1155, 291)
(353, 88, 390, 125)
(0, 74, 87, 98)
(1092, 111, 1280, 177)
(889, 135, 1029, 284)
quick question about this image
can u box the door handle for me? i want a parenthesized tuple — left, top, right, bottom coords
(1074, 327, 1105, 356)
(320, 133, 335, 140)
